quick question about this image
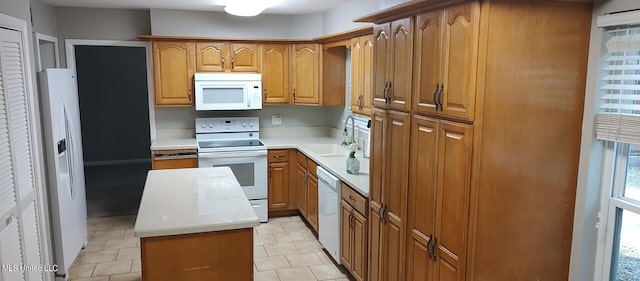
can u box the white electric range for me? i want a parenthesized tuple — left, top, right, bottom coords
(196, 117, 268, 222)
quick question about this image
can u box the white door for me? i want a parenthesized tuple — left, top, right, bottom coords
(0, 25, 44, 281)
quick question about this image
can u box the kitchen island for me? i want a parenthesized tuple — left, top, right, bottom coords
(134, 167, 260, 281)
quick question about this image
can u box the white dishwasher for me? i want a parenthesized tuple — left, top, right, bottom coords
(317, 166, 341, 264)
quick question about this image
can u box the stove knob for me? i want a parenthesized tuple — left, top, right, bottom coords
(249, 121, 255, 127)
(200, 122, 206, 128)
(208, 121, 214, 128)
(242, 121, 247, 127)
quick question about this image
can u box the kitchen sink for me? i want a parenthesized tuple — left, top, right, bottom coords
(305, 144, 350, 157)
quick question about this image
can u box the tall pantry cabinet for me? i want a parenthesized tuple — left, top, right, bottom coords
(368, 17, 414, 281)
(360, 0, 591, 280)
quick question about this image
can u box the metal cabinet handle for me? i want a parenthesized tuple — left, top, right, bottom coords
(221, 56, 225, 69)
(273, 155, 285, 159)
(378, 204, 387, 224)
(357, 95, 363, 110)
(264, 88, 267, 99)
(231, 57, 235, 69)
(293, 88, 296, 100)
(433, 84, 440, 111)
(269, 167, 272, 178)
(384, 81, 391, 103)
(431, 237, 438, 262)
(349, 195, 356, 203)
(437, 84, 444, 112)
(426, 234, 434, 259)
(349, 211, 355, 228)
(188, 89, 192, 101)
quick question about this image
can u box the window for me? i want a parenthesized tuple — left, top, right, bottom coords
(599, 143, 640, 281)
(595, 18, 640, 281)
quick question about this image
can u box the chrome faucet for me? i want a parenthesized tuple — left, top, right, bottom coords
(342, 115, 356, 146)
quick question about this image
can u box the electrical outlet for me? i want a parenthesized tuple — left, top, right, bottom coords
(272, 114, 282, 125)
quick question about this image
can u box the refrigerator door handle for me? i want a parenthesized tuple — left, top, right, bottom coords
(63, 106, 76, 199)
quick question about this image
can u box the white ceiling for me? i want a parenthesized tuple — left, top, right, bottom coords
(42, 0, 353, 14)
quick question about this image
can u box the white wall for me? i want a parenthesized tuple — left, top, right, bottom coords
(321, 0, 377, 34)
(289, 13, 323, 38)
(55, 7, 151, 66)
(30, 0, 57, 36)
(570, 1, 640, 280)
(150, 9, 299, 38)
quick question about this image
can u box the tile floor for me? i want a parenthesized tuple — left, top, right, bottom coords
(69, 215, 349, 281)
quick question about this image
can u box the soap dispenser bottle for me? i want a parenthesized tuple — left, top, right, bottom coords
(346, 150, 360, 175)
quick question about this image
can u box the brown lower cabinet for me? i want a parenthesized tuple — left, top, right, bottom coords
(151, 149, 198, 170)
(295, 152, 319, 232)
(140, 228, 253, 281)
(341, 183, 368, 281)
(268, 149, 294, 211)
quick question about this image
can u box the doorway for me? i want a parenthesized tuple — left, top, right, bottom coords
(71, 44, 153, 217)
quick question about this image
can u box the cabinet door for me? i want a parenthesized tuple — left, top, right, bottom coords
(389, 18, 414, 112)
(195, 42, 227, 72)
(368, 108, 387, 281)
(440, 2, 479, 121)
(262, 44, 290, 104)
(372, 24, 390, 109)
(230, 43, 259, 72)
(352, 210, 368, 281)
(307, 174, 319, 232)
(361, 35, 374, 115)
(413, 11, 443, 116)
(153, 41, 195, 106)
(341, 201, 353, 271)
(350, 37, 364, 114)
(385, 110, 411, 281)
(406, 116, 439, 281)
(351, 35, 374, 116)
(291, 44, 320, 104)
(433, 121, 473, 281)
(268, 162, 289, 211)
(296, 164, 308, 217)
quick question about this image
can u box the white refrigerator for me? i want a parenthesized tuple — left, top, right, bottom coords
(39, 68, 88, 280)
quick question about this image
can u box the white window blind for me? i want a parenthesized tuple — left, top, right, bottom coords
(596, 24, 640, 144)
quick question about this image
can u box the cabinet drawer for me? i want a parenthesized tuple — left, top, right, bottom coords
(296, 150, 308, 169)
(341, 183, 368, 216)
(268, 150, 289, 163)
(308, 160, 318, 178)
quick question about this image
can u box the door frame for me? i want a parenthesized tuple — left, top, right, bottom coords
(64, 39, 157, 141)
(0, 12, 52, 281)
(33, 32, 60, 72)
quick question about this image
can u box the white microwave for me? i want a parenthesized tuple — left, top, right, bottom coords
(194, 73, 262, 111)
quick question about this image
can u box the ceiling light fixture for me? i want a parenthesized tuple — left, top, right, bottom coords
(224, 0, 269, 17)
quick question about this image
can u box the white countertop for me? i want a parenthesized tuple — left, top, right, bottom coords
(149, 133, 370, 197)
(261, 137, 370, 197)
(134, 167, 260, 238)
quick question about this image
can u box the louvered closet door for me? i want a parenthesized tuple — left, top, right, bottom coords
(0, 26, 43, 281)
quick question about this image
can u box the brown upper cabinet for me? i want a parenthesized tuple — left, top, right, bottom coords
(152, 41, 196, 106)
(413, 2, 479, 121)
(261, 44, 290, 104)
(291, 43, 321, 104)
(196, 42, 260, 72)
(350, 35, 374, 116)
(372, 18, 413, 112)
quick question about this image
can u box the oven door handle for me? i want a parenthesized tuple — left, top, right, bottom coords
(198, 150, 268, 159)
